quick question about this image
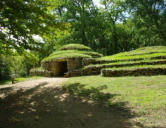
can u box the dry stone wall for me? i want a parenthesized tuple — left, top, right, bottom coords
(30, 70, 52, 77)
(67, 58, 82, 71)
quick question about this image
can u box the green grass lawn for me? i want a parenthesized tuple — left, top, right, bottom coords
(63, 75, 166, 127)
(0, 76, 43, 85)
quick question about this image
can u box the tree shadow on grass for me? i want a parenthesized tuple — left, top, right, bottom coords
(0, 82, 145, 128)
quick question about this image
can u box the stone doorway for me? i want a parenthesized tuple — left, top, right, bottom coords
(58, 61, 68, 76)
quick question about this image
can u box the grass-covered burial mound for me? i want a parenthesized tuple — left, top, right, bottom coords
(31, 45, 166, 77)
(40, 44, 102, 77)
(84, 46, 166, 77)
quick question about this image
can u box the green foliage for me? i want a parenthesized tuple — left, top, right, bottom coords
(0, 0, 55, 51)
(0, 54, 26, 80)
(51, 0, 136, 55)
(126, 0, 166, 45)
(1, 0, 166, 58)
(1, 0, 166, 78)
(0, 51, 39, 80)
(22, 52, 39, 74)
(0, 55, 11, 80)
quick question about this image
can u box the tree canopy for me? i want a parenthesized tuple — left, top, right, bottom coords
(1, 0, 166, 79)
(0, 0, 65, 53)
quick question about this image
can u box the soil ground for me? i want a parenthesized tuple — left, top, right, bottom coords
(0, 78, 144, 128)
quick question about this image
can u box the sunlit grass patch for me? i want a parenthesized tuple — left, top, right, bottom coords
(63, 75, 166, 127)
(99, 46, 166, 61)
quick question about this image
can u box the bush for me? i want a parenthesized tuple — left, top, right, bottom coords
(0, 55, 11, 80)
(0, 52, 39, 81)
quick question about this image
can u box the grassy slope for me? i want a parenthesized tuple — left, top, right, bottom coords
(42, 51, 92, 63)
(85, 59, 166, 68)
(42, 44, 103, 63)
(100, 46, 166, 61)
(83, 46, 166, 75)
(42, 50, 102, 63)
(64, 75, 166, 127)
(103, 64, 166, 71)
(60, 44, 91, 51)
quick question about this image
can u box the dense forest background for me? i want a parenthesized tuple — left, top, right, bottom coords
(0, 0, 166, 80)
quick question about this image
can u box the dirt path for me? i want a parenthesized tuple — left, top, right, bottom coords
(0, 77, 68, 89)
(0, 78, 141, 128)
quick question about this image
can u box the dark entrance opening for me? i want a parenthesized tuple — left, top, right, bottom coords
(58, 61, 68, 76)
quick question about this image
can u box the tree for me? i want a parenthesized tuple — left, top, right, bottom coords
(101, 0, 127, 53)
(127, 0, 166, 45)
(0, 0, 59, 52)
(54, 0, 95, 45)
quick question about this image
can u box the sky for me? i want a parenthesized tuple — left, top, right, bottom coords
(93, 0, 103, 7)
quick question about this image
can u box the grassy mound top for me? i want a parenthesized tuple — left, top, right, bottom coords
(42, 46, 102, 63)
(42, 52, 91, 63)
(84, 59, 166, 69)
(102, 64, 166, 71)
(60, 44, 91, 51)
(118, 46, 166, 56)
(49, 50, 102, 58)
(100, 46, 166, 61)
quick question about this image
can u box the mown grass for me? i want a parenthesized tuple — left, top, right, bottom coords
(84, 59, 166, 69)
(118, 46, 166, 56)
(50, 50, 102, 57)
(100, 52, 166, 61)
(103, 64, 166, 71)
(42, 50, 102, 63)
(42, 44, 102, 63)
(63, 75, 166, 127)
(100, 46, 166, 61)
(60, 43, 91, 51)
(42, 52, 91, 63)
(0, 76, 43, 85)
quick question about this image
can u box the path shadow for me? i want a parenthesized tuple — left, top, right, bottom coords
(0, 82, 146, 128)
